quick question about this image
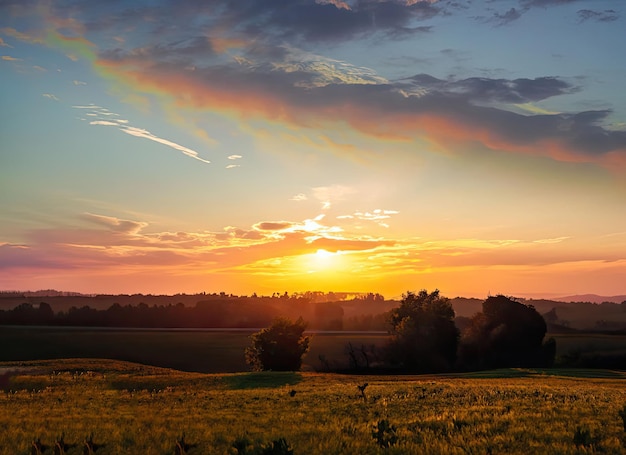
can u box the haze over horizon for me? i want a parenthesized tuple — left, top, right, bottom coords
(1, 0, 625, 298)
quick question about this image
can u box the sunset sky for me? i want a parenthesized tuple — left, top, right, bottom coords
(1, 0, 625, 299)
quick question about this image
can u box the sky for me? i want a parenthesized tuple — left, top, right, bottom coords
(1, 0, 625, 299)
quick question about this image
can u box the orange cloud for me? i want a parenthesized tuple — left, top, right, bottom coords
(92, 55, 626, 168)
(0, 27, 45, 45)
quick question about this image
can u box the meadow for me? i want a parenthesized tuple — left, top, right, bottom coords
(1, 359, 625, 454)
(1, 326, 625, 372)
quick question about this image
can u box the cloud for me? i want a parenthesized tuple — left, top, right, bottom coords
(92, 38, 626, 165)
(491, 8, 523, 26)
(121, 126, 211, 164)
(520, 0, 584, 7)
(533, 236, 571, 244)
(82, 212, 148, 235)
(0, 37, 11, 47)
(1, 55, 20, 61)
(254, 221, 297, 231)
(308, 236, 395, 253)
(270, 47, 389, 88)
(210, 0, 442, 44)
(338, 208, 399, 228)
(7, 0, 626, 168)
(1, 205, 621, 295)
(225, 164, 240, 169)
(577, 9, 619, 23)
(476, 0, 590, 26)
(290, 193, 308, 201)
(312, 185, 356, 204)
(73, 104, 102, 109)
(76, 105, 212, 164)
(73, 80, 87, 85)
(89, 120, 118, 126)
(404, 74, 578, 104)
(42, 93, 59, 101)
(315, 0, 351, 10)
(0, 27, 45, 45)
(228, 155, 242, 160)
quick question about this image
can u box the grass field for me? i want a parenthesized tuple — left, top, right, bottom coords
(2, 327, 625, 373)
(0, 327, 390, 372)
(1, 359, 626, 454)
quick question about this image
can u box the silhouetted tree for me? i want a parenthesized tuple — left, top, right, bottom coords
(458, 295, 556, 370)
(385, 289, 459, 372)
(245, 317, 310, 371)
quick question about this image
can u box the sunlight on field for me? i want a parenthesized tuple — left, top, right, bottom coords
(1, 359, 625, 454)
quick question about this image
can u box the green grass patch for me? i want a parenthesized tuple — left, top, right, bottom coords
(224, 371, 302, 390)
(453, 368, 626, 380)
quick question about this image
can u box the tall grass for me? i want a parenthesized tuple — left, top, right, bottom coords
(0, 359, 625, 454)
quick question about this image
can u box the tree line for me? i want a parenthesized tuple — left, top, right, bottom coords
(0, 298, 350, 330)
(247, 290, 556, 373)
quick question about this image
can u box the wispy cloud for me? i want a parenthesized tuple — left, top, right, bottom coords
(83, 212, 148, 235)
(42, 93, 59, 101)
(533, 236, 571, 244)
(577, 9, 619, 23)
(0, 27, 45, 45)
(122, 126, 211, 164)
(89, 120, 118, 126)
(338, 209, 399, 227)
(75, 105, 212, 164)
(312, 185, 356, 210)
(290, 193, 308, 202)
(0, 37, 11, 47)
(73, 80, 87, 85)
(1, 55, 20, 61)
(315, 0, 351, 10)
(479, 7, 523, 26)
(228, 155, 242, 160)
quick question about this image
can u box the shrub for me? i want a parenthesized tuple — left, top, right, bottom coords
(372, 419, 398, 448)
(231, 436, 293, 455)
(259, 438, 293, 455)
(245, 317, 310, 371)
(573, 426, 593, 448)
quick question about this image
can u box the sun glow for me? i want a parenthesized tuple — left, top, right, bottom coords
(315, 248, 333, 259)
(310, 249, 337, 270)
(292, 248, 347, 276)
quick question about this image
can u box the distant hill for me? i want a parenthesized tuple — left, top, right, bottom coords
(450, 297, 626, 331)
(554, 294, 626, 304)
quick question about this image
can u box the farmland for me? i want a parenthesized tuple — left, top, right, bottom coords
(1, 359, 625, 454)
(1, 326, 625, 372)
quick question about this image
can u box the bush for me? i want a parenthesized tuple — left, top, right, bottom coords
(245, 317, 310, 371)
(232, 436, 293, 455)
(372, 419, 398, 448)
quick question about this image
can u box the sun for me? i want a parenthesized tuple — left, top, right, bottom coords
(315, 249, 333, 259)
(312, 249, 335, 269)
(302, 248, 340, 273)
